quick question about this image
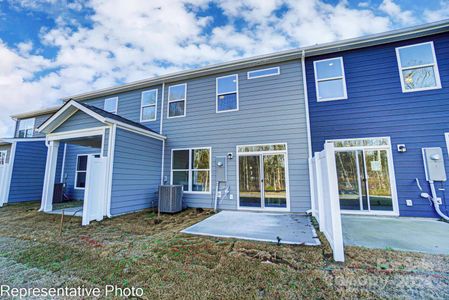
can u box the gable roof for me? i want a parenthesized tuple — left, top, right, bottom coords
(76, 102, 158, 133)
(60, 19, 449, 102)
(37, 100, 166, 140)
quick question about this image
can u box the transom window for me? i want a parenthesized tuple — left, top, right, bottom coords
(396, 42, 441, 92)
(141, 89, 158, 122)
(0, 151, 7, 165)
(168, 83, 187, 118)
(247, 67, 280, 79)
(313, 57, 347, 101)
(216, 74, 238, 112)
(328, 137, 390, 148)
(17, 118, 35, 138)
(104, 97, 118, 114)
(238, 144, 286, 153)
(75, 155, 88, 189)
(171, 148, 211, 193)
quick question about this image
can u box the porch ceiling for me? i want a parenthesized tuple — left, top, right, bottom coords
(62, 135, 102, 148)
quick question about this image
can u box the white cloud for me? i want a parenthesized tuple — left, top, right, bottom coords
(0, 0, 436, 136)
(424, 1, 449, 22)
(379, 0, 415, 25)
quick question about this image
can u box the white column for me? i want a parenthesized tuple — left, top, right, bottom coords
(40, 141, 59, 212)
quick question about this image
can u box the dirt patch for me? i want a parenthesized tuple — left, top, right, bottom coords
(0, 202, 447, 299)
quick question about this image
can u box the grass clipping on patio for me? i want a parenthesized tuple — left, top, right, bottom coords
(0, 202, 447, 299)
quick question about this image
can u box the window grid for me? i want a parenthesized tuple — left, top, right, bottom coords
(17, 118, 35, 138)
(395, 41, 441, 93)
(0, 151, 7, 165)
(171, 148, 211, 193)
(167, 83, 187, 118)
(216, 74, 239, 113)
(140, 89, 158, 122)
(313, 57, 348, 102)
(75, 155, 88, 190)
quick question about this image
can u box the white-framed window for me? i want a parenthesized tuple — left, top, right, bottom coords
(140, 89, 158, 122)
(104, 97, 118, 114)
(171, 147, 211, 193)
(216, 74, 238, 113)
(75, 154, 88, 189)
(396, 41, 441, 92)
(313, 57, 347, 101)
(17, 118, 35, 138)
(247, 67, 280, 79)
(168, 83, 187, 118)
(0, 151, 7, 165)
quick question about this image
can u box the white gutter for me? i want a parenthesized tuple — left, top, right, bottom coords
(159, 82, 165, 135)
(159, 82, 166, 185)
(301, 50, 316, 216)
(60, 19, 449, 102)
(10, 105, 61, 120)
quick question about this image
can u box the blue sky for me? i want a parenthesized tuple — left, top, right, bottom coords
(0, 0, 448, 135)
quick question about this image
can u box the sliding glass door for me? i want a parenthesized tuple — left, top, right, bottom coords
(335, 148, 393, 213)
(238, 144, 289, 210)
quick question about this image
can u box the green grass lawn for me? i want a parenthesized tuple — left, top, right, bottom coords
(0, 202, 448, 299)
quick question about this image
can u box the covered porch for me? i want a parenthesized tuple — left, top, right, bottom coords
(37, 100, 166, 225)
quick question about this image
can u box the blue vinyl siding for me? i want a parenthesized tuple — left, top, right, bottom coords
(110, 128, 163, 215)
(306, 32, 449, 218)
(53, 110, 104, 132)
(61, 144, 101, 200)
(8, 141, 48, 203)
(162, 60, 310, 212)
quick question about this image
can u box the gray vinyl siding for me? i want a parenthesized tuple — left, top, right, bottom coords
(53, 110, 104, 133)
(79, 86, 163, 133)
(162, 60, 310, 212)
(15, 113, 51, 138)
(0, 144, 12, 163)
(110, 128, 163, 215)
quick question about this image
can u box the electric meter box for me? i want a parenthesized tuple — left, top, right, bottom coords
(215, 156, 227, 182)
(422, 147, 447, 182)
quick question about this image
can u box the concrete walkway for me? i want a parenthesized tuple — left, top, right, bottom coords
(342, 215, 449, 255)
(47, 206, 83, 217)
(182, 211, 320, 245)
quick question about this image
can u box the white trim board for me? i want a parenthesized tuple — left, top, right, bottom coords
(395, 41, 442, 93)
(236, 142, 291, 212)
(140, 89, 158, 122)
(167, 83, 187, 119)
(216, 74, 239, 113)
(326, 136, 399, 216)
(313, 57, 348, 102)
(170, 147, 212, 195)
(38, 100, 166, 141)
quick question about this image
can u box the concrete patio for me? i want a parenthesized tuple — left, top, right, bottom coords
(181, 211, 320, 245)
(342, 215, 449, 255)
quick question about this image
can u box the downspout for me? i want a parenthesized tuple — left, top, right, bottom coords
(160, 82, 166, 185)
(301, 50, 315, 215)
